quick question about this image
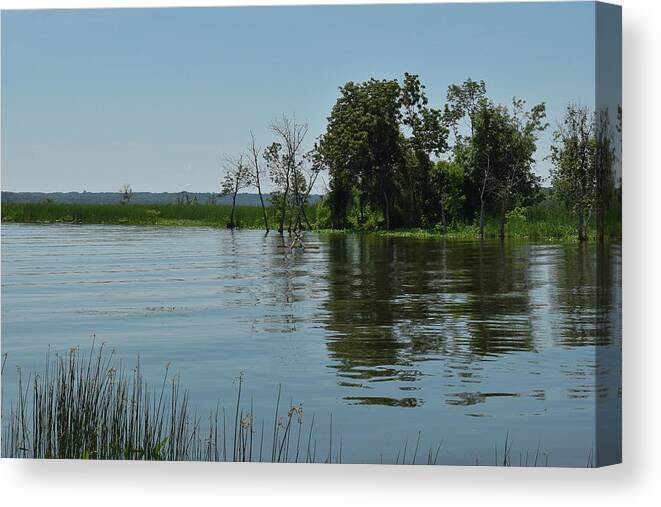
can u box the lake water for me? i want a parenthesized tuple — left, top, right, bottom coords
(1, 223, 621, 466)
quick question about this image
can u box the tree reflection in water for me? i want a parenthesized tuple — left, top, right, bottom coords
(321, 234, 619, 411)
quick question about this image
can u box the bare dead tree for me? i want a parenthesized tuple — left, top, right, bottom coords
(295, 147, 322, 230)
(220, 154, 252, 229)
(247, 131, 270, 233)
(267, 114, 308, 234)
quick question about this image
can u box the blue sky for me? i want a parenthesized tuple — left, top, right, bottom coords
(1, 2, 607, 193)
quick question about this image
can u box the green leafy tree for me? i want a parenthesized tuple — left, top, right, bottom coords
(594, 107, 616, 242)
(315, 79, 403, 229)
(491, 99, 547, 238)
(428, 159, 465, 229)
(444, 78, 487, 139)
(443, 79, 488, 222)
(447, 86, 545, 238)
(468, 99, 502, 238)
(550, 104, 595, 241)
(400, 73, 449, 227)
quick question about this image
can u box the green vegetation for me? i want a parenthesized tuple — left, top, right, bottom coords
(210, 76, 618, 242)
(309, 75, 621, 242)
(0, 201, 308, 229)
(2, 345, 583, 465)
(1, 192, 621, 242)
(550, 104, 620, 241)
(368, 199, 621, 242)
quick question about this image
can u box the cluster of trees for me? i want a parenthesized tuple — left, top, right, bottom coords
(220, 74, 619, 241)
(118, 76, 620, 243)
(312, 75, 548, 238)
(221, 116, 320, 233)
(313, 74, 619, 241)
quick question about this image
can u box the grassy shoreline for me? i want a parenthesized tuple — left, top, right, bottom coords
(1, 201, 621, 242)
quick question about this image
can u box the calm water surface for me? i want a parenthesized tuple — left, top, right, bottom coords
(1, 224, 621, 465)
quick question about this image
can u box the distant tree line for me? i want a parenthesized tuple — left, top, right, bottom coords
(1, 191, 316, 207)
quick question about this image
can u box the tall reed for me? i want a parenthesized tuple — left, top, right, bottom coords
(2, 345, 571, 465)
(1, 344, 338, 462)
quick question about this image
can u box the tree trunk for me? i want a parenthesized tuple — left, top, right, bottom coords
(439, 197, 447, 233)
(379, 173, 391, 230)
(295, 203, 303, 232)
(279, 183, 289, 235)
(479, 198, 485, 240)
(251, 133, 270, 233)
(359, 196, 365, 226)
(302, 206, 312, 230)
(257, 183, 269, 233)
(596, 196, 605, 242)
(291, 173, 301, 233)
(499, 201, 506, 240)
(293, 181, 304, 233)
(230, 189, 238, 229)
(478, 160, 489, 240)
(298, 202, 304, 231)
(578, 211, 586, 241)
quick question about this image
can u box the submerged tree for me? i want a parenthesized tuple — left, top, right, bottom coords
(593, 107, 616, 242)
(266, 115, 309, 234)
(220, 154, 252, 229)
(295, 145, 322, 230)
(246, 131, 270, 233)
(550, 104, 595, 241)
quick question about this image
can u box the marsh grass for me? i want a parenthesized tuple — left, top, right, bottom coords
(367, 200, 621, 242)
(2, 199, 620, 243)
(1, 344, 337, 462)
(1, 345, 588, 465)
(1, 202, 318, 230)
(314, 198, 621, 242)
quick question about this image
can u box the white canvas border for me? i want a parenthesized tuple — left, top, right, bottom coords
(1, 1, 658, 506)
